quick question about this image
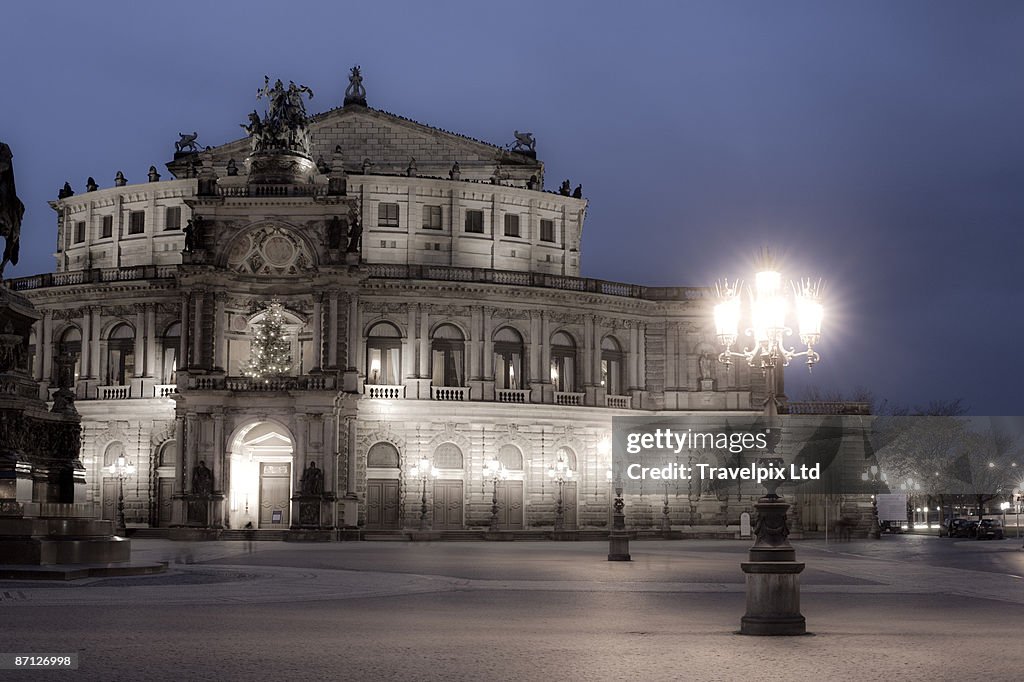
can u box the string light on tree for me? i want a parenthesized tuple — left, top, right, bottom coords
(243, 301, 292, 381)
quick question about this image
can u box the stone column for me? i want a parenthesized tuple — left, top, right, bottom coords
(637, 322, 646, 390)
(145, 303, 157, 377)
(348, 294, 359, 372)
(41, 310, 53, 383)
(346, 416, 358, 496)
(31, 320, 43, 381)
(418, 304, 429, 378)
(665, 322, 677, 389)
(311, 293, 322, 372)
(582, 314, 594, 385)
(212, 412, 226, 528)
(404, 304, 416, 379)
(328, 291, 339, 368)
(627, 322, 638, 390)
(89, 306, 101, 379)
(482, 306, 494, 380)
(213, 292, 226, 371)
(179, 294, 189, 371)
(172, 416, 185, 492)
(133, 305, 145, 378)
(80, 308, 92, 379)
(184, 414, 198, 494)
(291, 414, 308, 528)
(469, 306, 481, 380)
(191, 290, 204, 369)
(540, 311, 551, 383)
(528, 310, 541, 385)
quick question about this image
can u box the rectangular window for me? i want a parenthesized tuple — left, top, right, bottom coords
(422, 205, 442, 230)
(101, 215, 113, 238)
(165, 206, 181, 231)
(540, 219, 555, 243)
(74, 221, 85, 244)
(465, 209, 484, 234)
(128, 211, 145, 235)
(504, 213, 520, 237)
(378, 202, 400, 227)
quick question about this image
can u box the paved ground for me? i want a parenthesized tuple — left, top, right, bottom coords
(3, 535, 1023, 681)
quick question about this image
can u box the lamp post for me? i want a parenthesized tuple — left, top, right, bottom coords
(107, 454, 136, 535)
(548, 453, 574, 531)
(409, 455, 438, 531)
(900, 478, 921, 530)
(482, 456, 507, 533)
(861, 465, 886, 539)
(714, 255, 823, 636)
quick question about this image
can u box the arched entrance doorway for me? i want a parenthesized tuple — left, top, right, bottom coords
(228, 421, 294, 529)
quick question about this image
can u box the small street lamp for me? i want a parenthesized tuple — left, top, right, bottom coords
(861, 465, 887, 539)
(1000, 501, 1010, 531)
(482, 456, 508, 533)
(714, 254, 823, 637)
(107, 454, 136, 534)
(409, 455, 438, 531)
(900, 478, 921, 530)
(548, 453, 575, 531)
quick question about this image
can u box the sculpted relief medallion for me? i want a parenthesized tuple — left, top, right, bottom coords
(225, 224, 314, 275)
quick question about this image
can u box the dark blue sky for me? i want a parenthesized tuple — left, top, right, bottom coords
(3, 2, 1023, 413)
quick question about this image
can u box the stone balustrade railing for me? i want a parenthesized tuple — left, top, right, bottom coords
(783, 401, 872, 416)
(431, 385, 469, 401)
(554, 391, 585, 406)
(97, 385, 131, 400)
(363, 384, 405, 399)
(154, 384, 178, 398)
(496, 389, 529, 404)
(605, 394, 631, 409)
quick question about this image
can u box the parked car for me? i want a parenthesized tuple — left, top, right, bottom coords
(976, 519, 1004, 540)
(942, 518, 978, 538)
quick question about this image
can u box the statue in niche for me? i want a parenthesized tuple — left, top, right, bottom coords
(0, 141, 25, 278)
(226, 159, 238, 176)
(183, 216, 203, 251)
(558, 179, 571, 196)
(300, 461, 324, 496)
(192, 460, 214, 497)
(346, 205, 362, 253)
(176, 132, 201, 154)
(327, 216, 346, 250)
(699, 352, 713, 381)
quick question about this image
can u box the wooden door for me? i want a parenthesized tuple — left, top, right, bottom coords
(157, 478, 173, 526)
(497, 480, 524, 530)
(101, 480, 117, 521)
(259, 463, 291, 527)
(365, 479, 401, 529)
(559, 481, 577, 529)
(432, 479, 464, 529)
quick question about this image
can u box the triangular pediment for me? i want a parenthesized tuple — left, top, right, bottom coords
(171, 105, 541, 180)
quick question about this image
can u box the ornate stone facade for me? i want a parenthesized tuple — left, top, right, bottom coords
(5, 70, 837, 536)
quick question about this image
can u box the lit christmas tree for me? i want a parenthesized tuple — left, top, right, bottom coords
(243, 301, 292, 381)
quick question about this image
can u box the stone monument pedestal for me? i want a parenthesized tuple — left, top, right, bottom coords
(739, 496, 806, 636)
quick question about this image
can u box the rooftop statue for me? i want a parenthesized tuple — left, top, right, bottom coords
(510, 131, 536, 154)
(176, 132, 201, 154)
(244, 76, 315, 156)
(344, 65, 367, 106)
(0, 141, 25, 278)
(57, 181, 74, 199)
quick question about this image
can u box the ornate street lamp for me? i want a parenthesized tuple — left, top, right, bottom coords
(482, 456, 508, 532)
(107, 454, 136, 534)
(547, 453, 575, 531)
(714, 255, 824, 637)
(861, 465, 887, 539)
(409, 455, 438, 531)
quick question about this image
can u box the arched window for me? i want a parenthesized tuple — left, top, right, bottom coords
(555, 446, 577, 471)
(550, 331, 576, 392)
(601, 335, 624, 396)
(103, 441, 126, 469)
(431, 324, 465, 387)
(434, 443, 464, 469)
(497, 444, 523, 471)
(367, 442, 401, 468)
(366, 322, 402, 385)
(158, 440, 177, 467)
(106, 323, 135, 386)
(493, 327, 524, 390)
(55, 326, 82, 385)
(162, 322, 180, 384)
